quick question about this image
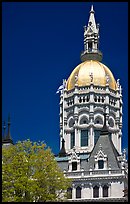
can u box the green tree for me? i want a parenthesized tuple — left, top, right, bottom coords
(2, 140, 71, 202)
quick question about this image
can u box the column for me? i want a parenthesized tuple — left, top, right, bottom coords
(108, 183, 111, 197)
(81, 183, 84, 199)
(89, 183, 93, 198)
(72, 184, 75, 200)
(99, 183, 102, 198)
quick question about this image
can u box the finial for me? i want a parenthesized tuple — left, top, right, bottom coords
(100, 109, 108, 135)
(59, 137, 66, 157)
(123, 149, 126, 159)
(90, 5, 95, 13)
(117, 79, 120, 88)
(99, 144, 102, 150)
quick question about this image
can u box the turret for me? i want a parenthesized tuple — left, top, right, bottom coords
(80, 5, 102, 62)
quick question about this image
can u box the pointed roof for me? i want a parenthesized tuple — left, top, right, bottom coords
(2, 114, 13, 145)
(88, 133, 120, 170)
(59, 138, 66, 157)
(88, 5, 97, 33)
(3, 121, 6, 139)
(87, 113, 120, 170)
(100, 112, 109, 135)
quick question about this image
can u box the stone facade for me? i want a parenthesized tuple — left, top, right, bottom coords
(56, 5, 128, 202)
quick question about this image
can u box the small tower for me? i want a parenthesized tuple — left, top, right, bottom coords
(80, 5, 102, 62)
(2, 114, 13, 145)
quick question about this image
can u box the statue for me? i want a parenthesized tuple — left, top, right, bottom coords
(75, 74, 78, 84)
(117, 79, 120, 88)
(106, 74, 109, 83)
(89, 72, 93, 82)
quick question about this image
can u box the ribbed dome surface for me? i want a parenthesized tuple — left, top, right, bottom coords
(67, 60, 117, 91)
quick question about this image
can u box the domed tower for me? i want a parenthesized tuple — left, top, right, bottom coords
(56, 5, 127, 202)
(59, 5, 123, 155)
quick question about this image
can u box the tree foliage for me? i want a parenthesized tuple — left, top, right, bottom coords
(2, 140, 71, 202)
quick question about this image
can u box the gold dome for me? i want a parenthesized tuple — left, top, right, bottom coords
(67, 60, 117, 91)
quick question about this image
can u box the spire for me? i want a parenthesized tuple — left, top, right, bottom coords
(80, 5, 103, 62)
(7, 114, 11, 139)
(59, 138, 66, 157)
(3, 121, 6, 139)
(2, 114, 13, 145)
(88, 5, 96, 32)
(90, 5, 94, 12)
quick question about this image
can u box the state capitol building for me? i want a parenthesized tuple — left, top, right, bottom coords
(3, 4, 128, 202)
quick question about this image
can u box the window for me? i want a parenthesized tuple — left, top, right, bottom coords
(93, 186, 99, 198)
(76, 186, 81, 198)
(103, 185, 108, 197)
(71, 132, 75, 149)
(67, 188, 72, 199)
(81, 130, 88, 147)
(88, 41, 92, 51)
(98, 160, 104, 169)
(94, 130, 100, 144)
(72, 162, 77, 171)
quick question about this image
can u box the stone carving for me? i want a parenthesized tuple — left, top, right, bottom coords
(89, 72, 93, 82)
(106, 74, 109, 83)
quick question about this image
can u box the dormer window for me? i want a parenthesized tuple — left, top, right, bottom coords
(94, 148, 107, 170)
(98, 160, 104, 169)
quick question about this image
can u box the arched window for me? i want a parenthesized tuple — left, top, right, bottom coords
(94, 96, 97, 102)
(81, 130, 88, 147)
(93, 186, 99, 198)
(76, 186, 81, 198)
(67, 188, 72, 199)
(70, 132, 75, 149)
(80, 117, 88, 125)
(103, 185, 109, 197)
(98, 96, 100, 102)
(83, 97, 85, 102)
(79, 97, 82, 103)
(69, 118, 74, 128)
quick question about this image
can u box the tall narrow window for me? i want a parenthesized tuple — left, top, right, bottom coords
(93, 186, 99, 198)
(98, 160, 104, 169)
(94, 130, 100, 144)
(67, 188, 72, 199)
(88, 41, 92, 51)
(72, 162, 77, 171)
(76, 186, 81, 198)
(103, 185, 109, 197)
(81, 130, 88, 147)
(71, 132, 75, 149)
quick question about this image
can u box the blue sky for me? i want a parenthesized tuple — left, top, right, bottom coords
(2, 2, 128, 157)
